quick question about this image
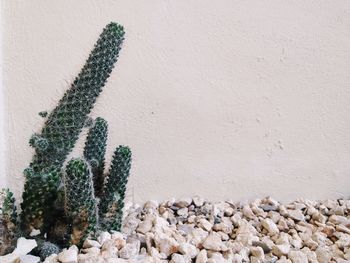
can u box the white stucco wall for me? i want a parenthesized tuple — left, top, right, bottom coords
(2, 1, 350, 203)
(0, 1, 6, 187)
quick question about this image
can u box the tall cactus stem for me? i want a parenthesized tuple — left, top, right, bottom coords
(99, 146, 131, 231)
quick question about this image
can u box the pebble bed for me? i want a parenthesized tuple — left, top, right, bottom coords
(7, 197, 350, 262)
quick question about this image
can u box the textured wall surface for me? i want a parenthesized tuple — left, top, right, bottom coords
(2, 1, 350, 203)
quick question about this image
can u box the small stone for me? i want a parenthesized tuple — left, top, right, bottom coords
(189, 228, 209, 246)
(250, 246, 264, 260)
(262, 218, 279, 236)
(176, 198, 192, 208)
(329, 215, 350, 226)
(242, 205, 255, 219)
(231, 254, 243, 263)
(170, 253, 188, 263)
(278, 217, 289, 231)
(335, 233, 350, 249)
(19, 255, 40, 263)
(276, 256, 291, 263)
(312, 212, 327, 223)
(287, 210, 305, 221)
(323, 199, 338, 210)
(213, 221, 233, 234)
(315, 247, 332, 263)
(252, 241, 272, 253)
(193, 196, 205, 207)
(269, 211, 281, 223)
(202, 232, 227, 252)
(235, 221, 259, 245)
(0, 253, 18, 263)
(336, 224, 350, 235)
(29, 229, 41, 237)
(272, 244, 290, 257)
(239, 247, 250, 262)
(137, 217, 153, 234)
(224, 207, 234, 216)
(303, 238, 318, 250)
(251, 204, 267, 217)
(301, 248, 317, 262)
(111, 232, 126, 249)
(58, 246, 78, 263)
(195, 250, 207, 263)
(288, 251, 308, 263)
(101, 240, 118, 258)
(198, 218, 213, 231)
(178, 243, 198, 258)
(144, 200, 159, 211)
(82, 239, 101, 249)
(275, 232, 290, 245)
(208, 252, 226, 262)
(260, 204, 278, 212)
(177, 207, 188, 217)
(154, 232, 179, 257)
(97, 232, 111, 245)
(119, 240, 140, 259)
(13, 237, 37, 256)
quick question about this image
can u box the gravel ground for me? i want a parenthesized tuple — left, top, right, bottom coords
(6, 196, 350, 262)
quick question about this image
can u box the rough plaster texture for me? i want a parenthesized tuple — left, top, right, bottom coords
(2, 1, 350, 203)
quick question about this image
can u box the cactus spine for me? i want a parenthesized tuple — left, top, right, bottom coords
(20, 22, 125, 234)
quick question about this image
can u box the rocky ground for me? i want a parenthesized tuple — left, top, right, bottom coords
(3, 196, 350, 262)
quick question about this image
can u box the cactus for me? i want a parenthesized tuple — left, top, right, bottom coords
(2, 22, 133, 251)
(64, 159, 97, 245)
(99, 146, 132, 231)
(84, 117, 108, 196)
(39, 241, 60, 260)
(0, 189, 18, 255)
(20, 22, 125, 234)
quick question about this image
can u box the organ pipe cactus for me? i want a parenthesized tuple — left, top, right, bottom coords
(2, 21, 134, 250)
(20, 22, 125, 234)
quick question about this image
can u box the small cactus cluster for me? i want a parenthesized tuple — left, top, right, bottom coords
(0, 22, 132, 255)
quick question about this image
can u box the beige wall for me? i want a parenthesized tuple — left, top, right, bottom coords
(2, 1, 350, 203)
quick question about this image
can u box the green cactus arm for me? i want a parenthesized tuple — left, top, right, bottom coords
(20, 22, 125, 234)
(99, 146, 131, 231)
(64, 159, 97, 246)
(83, 117, 108, 196)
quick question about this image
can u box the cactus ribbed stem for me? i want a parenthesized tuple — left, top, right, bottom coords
(84, 117, 108, 196)
(64, 159, 97, 246)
